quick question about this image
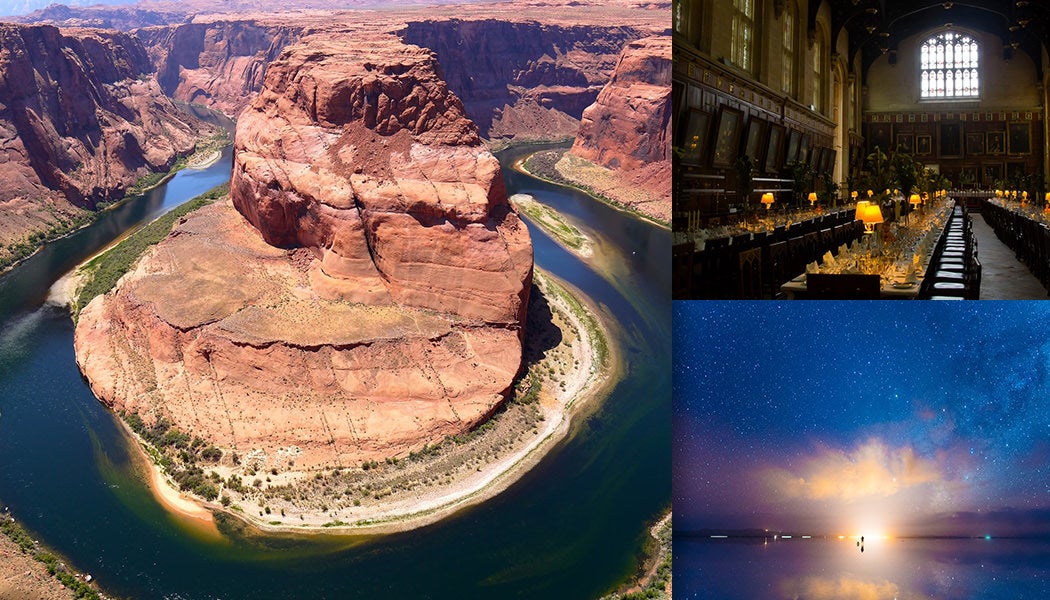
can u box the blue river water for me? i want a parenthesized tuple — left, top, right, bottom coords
(0, 142, 669, 599)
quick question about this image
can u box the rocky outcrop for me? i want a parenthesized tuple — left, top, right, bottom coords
(571, 36, 670, 171)
(0, 24, 211, 262)
(76, 33, 533, 470)
(135, 21, 304, 116)
(11, 4, 186, 30)
(399, 19, 644, 140)
(562, 35, 671, 221)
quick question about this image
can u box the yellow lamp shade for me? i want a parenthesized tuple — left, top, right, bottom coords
(867, 190, 873, 198)
(1023, 191, 1029, 200)
(808, 192, 818, 203)
(1045, 192, 1050, 202)
(909, 193, 921, 205)
(851, 191, 858, 199)
(854, 200, 870, 221)
(761, 192, 774, 209)
(860, 203, 884, 225)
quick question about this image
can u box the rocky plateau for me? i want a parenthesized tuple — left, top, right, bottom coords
(75, 33, 534, 470)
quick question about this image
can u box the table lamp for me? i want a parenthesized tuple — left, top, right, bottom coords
(761, 192, 774, 210)
(808, 192, 817, 207)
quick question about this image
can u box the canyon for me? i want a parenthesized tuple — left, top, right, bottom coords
(0, 23, 214, 266)
(3, 0, 667, 519)
(75, 32, 535, 471)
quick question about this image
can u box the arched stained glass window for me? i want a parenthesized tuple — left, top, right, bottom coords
(920, 32, 979, 99)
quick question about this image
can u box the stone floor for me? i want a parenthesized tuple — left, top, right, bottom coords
(970, 213, 1048, 300)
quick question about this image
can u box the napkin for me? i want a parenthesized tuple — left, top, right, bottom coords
(905, 270, 917, 284)
(806, 261, 819, 274)
(822, 251, 835, 266)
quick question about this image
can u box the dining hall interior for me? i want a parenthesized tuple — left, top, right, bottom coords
(672, 0, 1050, 299)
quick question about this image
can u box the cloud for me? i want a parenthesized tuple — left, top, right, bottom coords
(761, 439, 944, 502)
(779, 575, 929, 600)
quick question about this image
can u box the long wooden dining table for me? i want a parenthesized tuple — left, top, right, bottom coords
(779, 201, 953, 299)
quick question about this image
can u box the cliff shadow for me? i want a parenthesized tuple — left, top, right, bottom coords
(522, 282, 562, 366)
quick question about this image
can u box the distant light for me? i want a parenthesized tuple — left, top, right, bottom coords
(802, 535, 811, 539)
(782, 535, 793, 539)
(710, 535, 728, 538)
(985, 535, 992, 540)
(837, 535, 845, 540)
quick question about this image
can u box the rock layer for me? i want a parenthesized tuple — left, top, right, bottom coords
(136, 20, 304, 116)
(0, 24, 210, 260)
(566, 35, 672, 220)
(400, 19, 643, 140)
(76, 33, 533, 469)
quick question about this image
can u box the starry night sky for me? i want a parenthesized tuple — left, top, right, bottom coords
(674, 302, 1050, 537)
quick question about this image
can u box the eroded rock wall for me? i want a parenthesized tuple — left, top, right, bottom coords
(399, 19, 643, 140)
(0, 24, 210, 258)
(135, 21, 305, 116)
(570, 35, 671, 171)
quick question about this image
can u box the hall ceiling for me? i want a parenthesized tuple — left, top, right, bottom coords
(814, 0, 1049, 82)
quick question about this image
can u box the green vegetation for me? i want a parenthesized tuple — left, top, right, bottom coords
(1, 211, 93, 272)
(1, 515, 101, 599)
(601, 512, 672, 600)
(1, 131, 230, 274)
(121, 409, 225, 501)
(522, 149, 669, 228)
(511, 194, 587, 251)
(74, 182, 229, 315)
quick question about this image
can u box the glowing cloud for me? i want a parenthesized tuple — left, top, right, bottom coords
(779, 576, 931, 600)
(762, 439, 943, 502)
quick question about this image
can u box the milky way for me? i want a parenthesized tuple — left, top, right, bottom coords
(674, 302, 1050, 536)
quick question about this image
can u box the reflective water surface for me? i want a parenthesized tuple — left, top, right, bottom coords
(675, 536, 1050, 599)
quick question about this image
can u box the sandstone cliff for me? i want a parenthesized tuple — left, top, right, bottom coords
(76, 33, 533, 470)
(399, 19, 643, 141)
(0, 24, 211, 264)
(562, 35, 671, 222)
(136, 21, 304, 116)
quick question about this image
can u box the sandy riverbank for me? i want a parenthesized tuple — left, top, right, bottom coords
(125, 267, 619, 536)
(516, 148, 670, 228)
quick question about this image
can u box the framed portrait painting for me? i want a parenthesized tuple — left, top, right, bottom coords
(678, 108, 711, 165)
(1008, 123, 1031, 155)
(965, 132, 984, 156)
(765, 124, 785, 173)
(939, 123, 961, 158)
(711, 105, 744, 168)
(896, 133, 914, 155)
(916, 135, 932, 155)
(743, 119, 766, 164)
(986, 131, 1005, 155)
(785, 129, 801, 165)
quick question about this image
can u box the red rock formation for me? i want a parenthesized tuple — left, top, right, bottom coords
(571, 36, 671, 171)
(399, 19, 644, 140)
(76, 33, 533, 469)
(565, 35, 671, 220)
(0, 24, 211, 261)
(136, 21, 304, 116)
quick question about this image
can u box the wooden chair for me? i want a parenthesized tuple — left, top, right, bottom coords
(766, 241, 790, 291)
(806, 273, 881, 299)
(738, 247, 763, 299)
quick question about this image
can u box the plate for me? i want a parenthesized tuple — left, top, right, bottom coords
(892, 282, 916, 289)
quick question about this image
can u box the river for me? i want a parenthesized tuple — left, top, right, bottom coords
(0, 142, 669, 599)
